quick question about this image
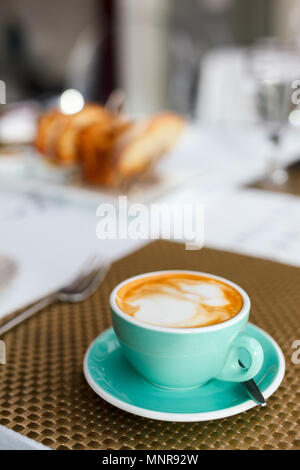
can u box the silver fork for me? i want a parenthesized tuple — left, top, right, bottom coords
(0, 255, 110, 336)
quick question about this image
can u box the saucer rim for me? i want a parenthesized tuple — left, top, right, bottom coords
(83, 323, 285, 422)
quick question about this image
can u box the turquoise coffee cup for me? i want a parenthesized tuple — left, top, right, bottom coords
(110, 270, 264, 389)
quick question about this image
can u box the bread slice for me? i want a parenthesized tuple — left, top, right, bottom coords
(53, 104, 112, 165)
(78, 118, 132, 186)
(79, 112, 185, 187)
(113, 112, 185, 180)
(35, 110, 69, 157)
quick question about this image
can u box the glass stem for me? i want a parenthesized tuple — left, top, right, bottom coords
(266, 131, 288, 185)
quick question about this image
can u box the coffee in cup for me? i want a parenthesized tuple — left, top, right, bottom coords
(116, 272, 243, 328)
(110, 270, 264, 389)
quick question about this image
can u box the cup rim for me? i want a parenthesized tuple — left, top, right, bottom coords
(110, 270, 251, 334)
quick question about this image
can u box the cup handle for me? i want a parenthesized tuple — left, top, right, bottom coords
(216, 334, 264, 382)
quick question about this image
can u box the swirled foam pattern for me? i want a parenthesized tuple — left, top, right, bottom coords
(116, 273, 243, 328)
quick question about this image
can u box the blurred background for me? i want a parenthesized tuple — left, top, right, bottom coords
(2, 0, 300, 191)
(0, 0, 299, 116)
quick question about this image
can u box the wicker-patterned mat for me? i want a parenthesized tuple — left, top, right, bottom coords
(0, 240, 299, 450)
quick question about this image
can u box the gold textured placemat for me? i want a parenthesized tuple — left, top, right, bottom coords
(0, 240, 299, 450)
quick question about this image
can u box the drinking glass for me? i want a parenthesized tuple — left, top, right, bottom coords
(246, 42, 300, 187)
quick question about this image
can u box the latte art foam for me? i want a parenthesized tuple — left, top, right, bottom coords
(116, 273, 243, 328)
